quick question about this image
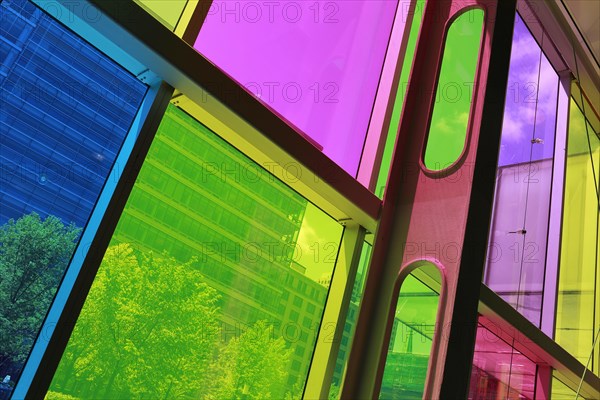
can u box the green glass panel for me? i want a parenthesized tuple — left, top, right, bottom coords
(379, 271, 440, 400)
(376, 0, 425, 197)
(423, 9, 484, 171)
(47, 105, 344, 399)
(555, 98, 600, 375)
(326, 242, 373, 399)
(135, 0, 188, 30)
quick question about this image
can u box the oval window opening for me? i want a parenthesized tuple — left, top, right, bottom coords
(423, 9, 484, 171)
(379, 265, 442, 399)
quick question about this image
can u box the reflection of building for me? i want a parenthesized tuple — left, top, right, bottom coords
(0, 0, 145, 228)
(318, 273, 332, 287)
(379, 352, 430, 400)
(114, 105, 328, 393)
(0, 0, 147, 388)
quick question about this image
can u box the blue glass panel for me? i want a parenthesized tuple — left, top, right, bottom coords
(0, 0, 146, 393)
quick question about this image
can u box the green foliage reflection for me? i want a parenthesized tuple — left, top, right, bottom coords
(0, 213, 80, 379)
(50, 244, 296, 399)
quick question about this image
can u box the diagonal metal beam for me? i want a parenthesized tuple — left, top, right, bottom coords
(54, 0, 381, 231)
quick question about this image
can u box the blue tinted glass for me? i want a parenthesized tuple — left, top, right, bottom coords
(0, 0, 146, 392)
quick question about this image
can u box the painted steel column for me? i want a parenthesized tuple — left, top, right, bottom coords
(439, 1, 516, 397)
(341, 1, 516, 398)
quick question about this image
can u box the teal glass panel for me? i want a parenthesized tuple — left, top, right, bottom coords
(47, 105, 344, 399)
(379, 271, 440, 399)
(423, 9, 484, 171)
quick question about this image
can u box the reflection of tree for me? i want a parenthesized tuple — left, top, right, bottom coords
(0, 212, 80, 377)
(203, 320, 291, 399)
(52, 243, 296, 399)
(53, 244, 221, 398)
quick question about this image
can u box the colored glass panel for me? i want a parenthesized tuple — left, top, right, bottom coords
(0, 0, 146, 395)
(327, 242, 372, 398)
(47, 105, 344, 399)
(555, 98, 600, 374)
(134, 0, 188, 31)
(468, 321, 537, 399)
(194, 1, 398, 176)
(379, 270, 440, 400)
(423, 9, 484, 171)
(496, 17, 559, 167)
(484, 14, 560, 326)
(551, 372, 581, 399)
(376, 0, 425, 198)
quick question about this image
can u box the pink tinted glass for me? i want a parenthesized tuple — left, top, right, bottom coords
(469, 323, 537, 399)
(195, 1, 398, 176)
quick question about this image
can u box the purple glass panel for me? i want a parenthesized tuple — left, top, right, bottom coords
(484, 14, 559, 327)
(469, 322, 537, 399)
(498, 15, 558, 167)
(486, 160, 553, 325)
(195, 1, 398, 176)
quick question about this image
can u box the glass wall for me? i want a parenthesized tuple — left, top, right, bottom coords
(194, 1, 399, 176)
(484, 14, 560, 326)
(47, 104, 344, 399)
(468, 320, 537, 399)
(0, 0, 146, 395)
(379, 269, 441, 400)
(555, 96, 600, 374)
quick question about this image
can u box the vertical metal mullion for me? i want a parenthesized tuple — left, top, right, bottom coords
(303, 224, 365, 399)
(541, 72, 571, 338)
(16, 81, 174, 400)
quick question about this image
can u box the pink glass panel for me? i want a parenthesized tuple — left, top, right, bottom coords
(469, 322, 537, 399)
(194, 1, 398, 176)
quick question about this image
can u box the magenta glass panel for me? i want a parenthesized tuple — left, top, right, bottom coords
(484, 14, 559, 327)
(469, 322, 537, 399)
(195, 1, 398, 176)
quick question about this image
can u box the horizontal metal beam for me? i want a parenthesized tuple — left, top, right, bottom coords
(53, 0, 381, 231)
(479, 284, 600, 399)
